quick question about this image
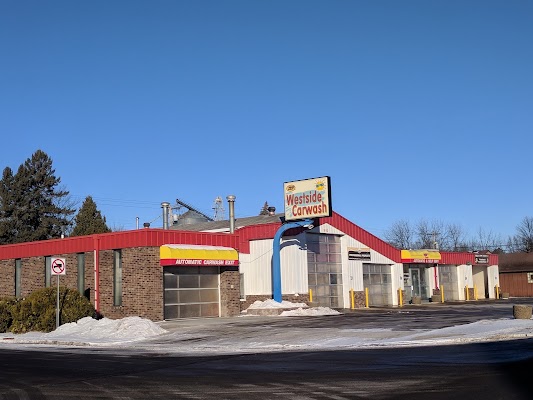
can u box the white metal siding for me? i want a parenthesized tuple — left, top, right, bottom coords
(281, 233, 309, 294)
(240, 239, 273, 295)
(391, 263, 403, 305)
(323, 223, 397, 308)
(487, 264, 500, 299)
(240, 235, 308, 296)
(457, 264, 473, 300)
(241, 223, 401, 308)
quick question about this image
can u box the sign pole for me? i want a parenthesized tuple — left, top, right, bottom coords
(56, 274, 60, 329)
(51, 256, 66, 330)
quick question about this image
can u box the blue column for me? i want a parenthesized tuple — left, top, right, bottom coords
(272, 218, 314, 303)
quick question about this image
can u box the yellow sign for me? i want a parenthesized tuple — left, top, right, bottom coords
(160, 244, 238, 266)
(401, 249, 441, 263)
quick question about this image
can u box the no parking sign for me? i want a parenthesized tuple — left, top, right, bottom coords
(51, 256, 66, 329)
(51, 257, 66, 276)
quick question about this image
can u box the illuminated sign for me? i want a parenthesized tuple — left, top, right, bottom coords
(284, 176, 332, 221)
(401, 249, 441, 263)
(159, 245, 239, 267)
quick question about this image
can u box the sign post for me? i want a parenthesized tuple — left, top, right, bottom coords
(51, 257, 66, 329)
(271, 176, 332, 302)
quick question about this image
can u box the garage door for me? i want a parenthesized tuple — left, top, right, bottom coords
(164, 266, 220, 319)
(363, 264, 392, 306)
(439, 266, 459, 301)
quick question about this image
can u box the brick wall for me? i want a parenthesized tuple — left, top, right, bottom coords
(20, 256, 46, 296)
(352, 291, 365, 308)
(0, 254, 95, 300)
(1, 246, 254, 322)
(0, 247, 164, 321)
(0, 259, 15, 297)
(98, 247, 163, 321)
(220, 266, 240, 317)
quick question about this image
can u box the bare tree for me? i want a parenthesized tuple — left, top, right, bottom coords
(444, 223, 468, 251)
(470, 227, 503, 252)
(514, 216, 533, 252)
(383, 219, 414, 249)
(384, 219, 484, 252)
(414, 219, 445, 249)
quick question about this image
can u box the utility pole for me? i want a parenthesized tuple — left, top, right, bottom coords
(428, 231, 439, 250)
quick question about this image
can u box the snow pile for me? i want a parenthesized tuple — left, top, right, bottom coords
(6, 316, 168, 345)
(280, 307, 340, 316)
(246, 299, 309, 309)
(244, 299, 340, 317)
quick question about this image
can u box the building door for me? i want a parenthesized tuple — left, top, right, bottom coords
(472, 266, 488, 299)
(411, 268, 421, 297)
(306, 233, 343, 308)
(164, 266, 220, 319)
(363, 264, 393, 306)
(439, 266, 459, 301)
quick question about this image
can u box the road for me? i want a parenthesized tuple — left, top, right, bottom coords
(0, 299, 532, 399)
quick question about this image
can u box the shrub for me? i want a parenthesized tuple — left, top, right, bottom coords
(10, 287, 96, 333)
(0, 297, 19, 333)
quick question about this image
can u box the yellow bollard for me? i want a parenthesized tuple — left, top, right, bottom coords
(495, 285, 500, 299)
(350, 289, 355, 309)
(441, 285, 445, 303)
(365, 287, 369, 308)
(474, 285, 478, 301)
(465, 285, 470, 301)
(309, 289, 313, 303)
(398, 288, 403, 307)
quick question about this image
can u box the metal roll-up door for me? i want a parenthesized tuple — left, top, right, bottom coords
(164, 266, 220, 319)
(363, 264, 393, 306)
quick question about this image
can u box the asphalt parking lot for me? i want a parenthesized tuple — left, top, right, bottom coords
(158, 297, 533, 333)
(2, 298, 532, 400)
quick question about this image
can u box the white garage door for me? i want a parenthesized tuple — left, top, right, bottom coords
(363, 264, 393, 306)
(164, 266, 220, 319)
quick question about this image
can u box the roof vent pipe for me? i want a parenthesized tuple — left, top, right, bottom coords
(161, 202, 171, 229)
(227, 195, 236, 233)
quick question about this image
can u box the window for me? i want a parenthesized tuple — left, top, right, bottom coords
(45, 256, 51, 287)
(239, 273, 245, 299)
(77, 253, 85, 294)
(113, 250, 122, 306)
(15, 259, 22, 297)
(306, 233, 343, 308)
(527, 272, 533, 284)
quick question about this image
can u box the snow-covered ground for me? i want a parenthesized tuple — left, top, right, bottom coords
(1, 300, 532, 354)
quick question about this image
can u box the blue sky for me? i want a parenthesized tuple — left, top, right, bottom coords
(1, 0, 531, 240)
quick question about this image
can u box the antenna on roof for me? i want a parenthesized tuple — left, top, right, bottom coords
(213, 196, 225, 221)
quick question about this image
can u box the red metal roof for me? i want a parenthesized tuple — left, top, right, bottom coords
(0, 229, 239, 260)
(0, 212, 498, 266)
(321, 212, 402, 262)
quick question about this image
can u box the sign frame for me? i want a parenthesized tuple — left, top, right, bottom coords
(51, 257, 66, 276)
(283, 176, 332, 222)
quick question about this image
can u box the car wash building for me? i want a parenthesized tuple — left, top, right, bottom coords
(0, 179, 499, 321)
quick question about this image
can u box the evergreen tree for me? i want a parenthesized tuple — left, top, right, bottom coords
(259, 201, 270, 216)
(1, 150, 74, 243)
(0, 167, 17, 244)
(71, 196, 111, 236)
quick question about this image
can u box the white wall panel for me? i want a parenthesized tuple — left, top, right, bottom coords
(457, 264, 473, 300)
(240, 239, 273, 295)
(391, 263, 404, 305)
(281, 233, 308, 294)
(240, 235, 308, 296)
(487, 264, 500, 299)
